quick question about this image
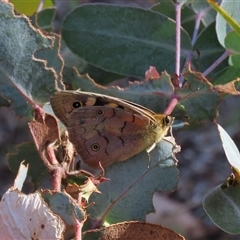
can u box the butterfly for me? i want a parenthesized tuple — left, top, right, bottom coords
(50, 90, 174, 169)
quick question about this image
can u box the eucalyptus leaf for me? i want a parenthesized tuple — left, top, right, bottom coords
(217, 124, 240, 173)
(216, 0, 240, 47)
(176, 69, 220, 122)
(41, 191, 86, 226)
(63, 66, 174, 114)
(0, 2, 60, 118)
(62, 4, 191, 78)
(193, 22, 227, 78)
(152, 1, 196, 37)
(36, 7, 56, 32)
(192, 0, 218, 27)
(203, 184, 240, 234)
(88, 138, 179, 223)
(212, 66, 240, 85)
(225, 31, 240, 72)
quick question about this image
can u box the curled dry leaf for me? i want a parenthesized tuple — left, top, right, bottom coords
(0, 190, 65, 239)
(66, 178, 101, 202)
(83, 221, 184, 240)
(145, 66, 160, 80)
(61, 131, 76, 168)
(183, 68, 213, 88)
(28, 111, 60, 170)
(184, 67, 240, 96)
(214, 79, 240, 95)
(64, 171, 110, 202)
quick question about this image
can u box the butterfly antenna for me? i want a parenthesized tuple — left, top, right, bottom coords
(181, 88, 200, 101)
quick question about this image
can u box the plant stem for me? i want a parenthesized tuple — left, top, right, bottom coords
(203, 49, 231, 77)
(175, 2, 183, 79)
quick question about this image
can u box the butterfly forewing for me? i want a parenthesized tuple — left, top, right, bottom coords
(50, 91, 157, 125)
(50, 90, 173, 168)
(67, 106, 156, 168)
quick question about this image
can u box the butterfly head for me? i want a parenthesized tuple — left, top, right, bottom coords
(153, 114, 174, 142)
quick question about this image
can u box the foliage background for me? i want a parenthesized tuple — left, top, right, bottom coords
(1, 0, 240, 239)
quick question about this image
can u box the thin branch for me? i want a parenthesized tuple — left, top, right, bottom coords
(202, 49, 231, 77)
(175, 2, 183, 79)
(191, 12, 203, 46)
(164, 96, 180, 115)
(74, 218, 83, 240)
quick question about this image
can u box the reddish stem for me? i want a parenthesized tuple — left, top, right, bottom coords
(47, 145, 59, 165)
(74, 218, 83, 240)
(164, 96, 180, 115)
(51, 167, 65, 191)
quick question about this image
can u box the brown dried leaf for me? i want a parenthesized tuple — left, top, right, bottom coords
(83, 221, 184, 240)
(214, 79, 240, 95)
(28, 111, 60, 169)
(66, 178, 101, 202)
(184, 67, 240, 96)
(183, 68, 213, 88)
(145, 66, 160, 80)
(60, 131, 76, 168)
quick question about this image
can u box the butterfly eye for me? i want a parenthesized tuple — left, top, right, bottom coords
(96, 110, 104, 116)
(72, 101, 82, 109)
(91, 143, 100, 151)
(163, 116, 172, 126)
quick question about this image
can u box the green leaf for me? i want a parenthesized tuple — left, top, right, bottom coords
(61, 40, 124, 85)
(193, 22, 227, 78)
(63, 67, 174, 113)
(0, 2, 61, 118)
(152, 2, 197, 37)
(203, 124, 240, 234)
(34, 33, 64, 90)
(0, 95, 10, 107)
(88, 139, 179, 223)
(176, 69, 220, 122)
(179, 90, 219, 122)
(203, 184, 240, 234)
(217, 124, 240, 175)
(225, 31, 240, 72)
(215, 0, 240, 46)
(41, 191, 86, 226)
(192, 0, 217, 26)
(212, 66, 240, 85)
(7, 142, 48, 189)
(62, 4, 191, 78)
(152, 1, 175, 19)
(36, 7, 56, 32)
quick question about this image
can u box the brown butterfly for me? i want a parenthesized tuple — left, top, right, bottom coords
(50, 90, 174, 169)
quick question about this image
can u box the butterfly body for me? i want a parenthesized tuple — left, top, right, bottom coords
(51, 90, 173, 168)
